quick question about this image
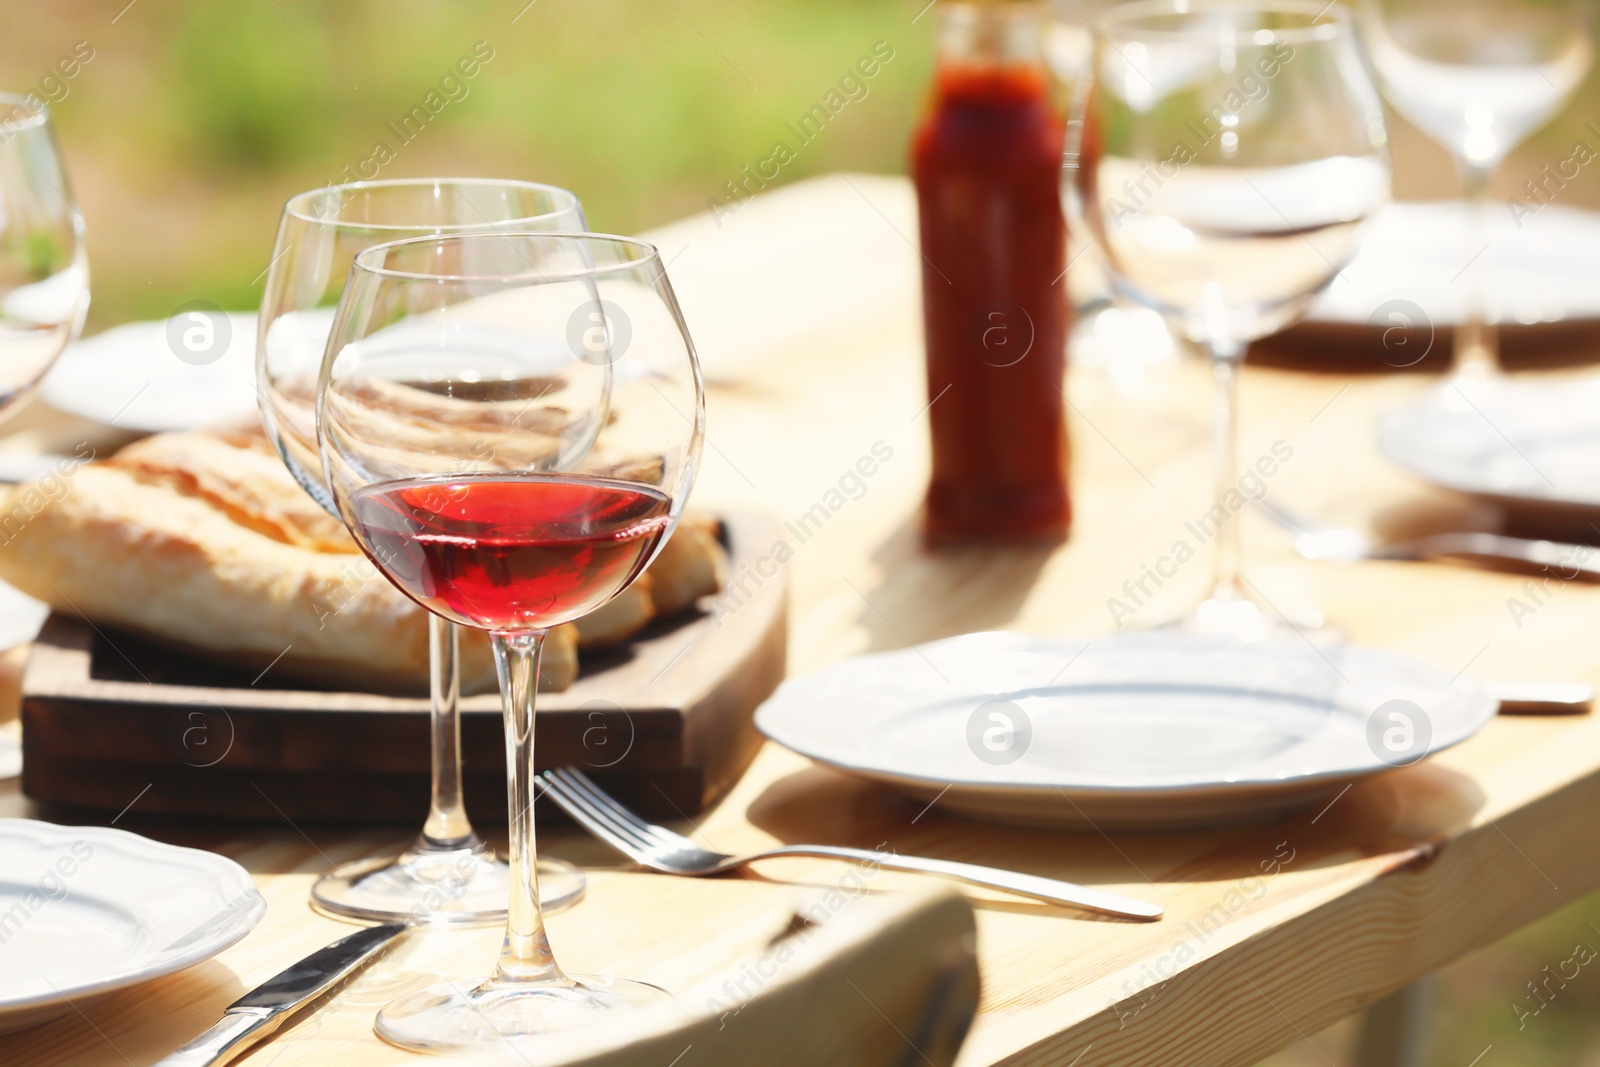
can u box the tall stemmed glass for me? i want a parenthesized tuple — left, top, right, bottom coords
(1360, 0, 1592, 385)
(0, 93, 89, 780)
(258, 179, 588, 923)
(0, 93, 89, 412)
(1065, 0, 1390, 639)
(319, 231, 702, 1049)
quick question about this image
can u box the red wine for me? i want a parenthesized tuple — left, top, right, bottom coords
(348, 473, 672, 633)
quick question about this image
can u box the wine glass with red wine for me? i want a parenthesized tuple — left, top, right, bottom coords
(317, 231, 702, 1051)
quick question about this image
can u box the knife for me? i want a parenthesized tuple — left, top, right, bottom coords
(1491, 680, 1595, 715)
(155, 922, 408, 1067)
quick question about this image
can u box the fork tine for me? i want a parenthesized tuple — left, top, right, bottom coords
(1253, 495, 1302, 531)
(541, 772, 660, 859)
(539, 772, 635, 846)
(556, 768, 660, 835)
(1255, 497, 1332, 537)
(544, 771, 656, 851)
(551, 771, 689, 855)
(541, 782, 644, 861)
(555, 767, 696, 850)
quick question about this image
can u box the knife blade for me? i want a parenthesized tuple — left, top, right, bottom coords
(155, 922, 408, 1067)
(1491, 680, 1595, 715)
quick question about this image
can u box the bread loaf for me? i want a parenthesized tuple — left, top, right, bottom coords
(0, 431, 727, 693)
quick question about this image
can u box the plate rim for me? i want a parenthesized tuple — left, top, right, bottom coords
(0, 818, 266, 1014)
(1377, 389, 1600, 510)
(755, 630, 1497, 798)
(40, 312, 260, 434)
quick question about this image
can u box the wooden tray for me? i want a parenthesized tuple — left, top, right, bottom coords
(19, 512, 786, 824)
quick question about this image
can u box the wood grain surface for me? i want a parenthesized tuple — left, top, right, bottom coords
(3, 175, 1600, 1067)
(17, 512, 787, 822)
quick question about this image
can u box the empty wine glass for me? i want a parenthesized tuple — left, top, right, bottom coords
(257, 179, 588, 924)
(318, 231, 702, 1050)
(0, 93, 88, 413)
(0, 93, 88, 781)
(1064, 0, 1390, 638)
(1360, 0, 1592, 384)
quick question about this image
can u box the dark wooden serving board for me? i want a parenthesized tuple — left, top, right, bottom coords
(20, 511, 786, 824)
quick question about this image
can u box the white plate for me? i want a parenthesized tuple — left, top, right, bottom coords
(1379, 379, 1600, 515)
(756, 632, 1495, 831)
(0, 582, 51, 781)
(1305, 201, 1600, 328)
(41, 313, 259, 432)
(0, 819, 265, 1034)
(0, 579, 47, 655)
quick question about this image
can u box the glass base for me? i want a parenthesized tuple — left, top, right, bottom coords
(375, 975, 670, 1052)
(1438, 368, 1504, 411)
(1166, 591, 1341, 645)
(311, 847, 585, 925)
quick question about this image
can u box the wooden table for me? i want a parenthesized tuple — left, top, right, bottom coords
(6, 174, 1600, 1066)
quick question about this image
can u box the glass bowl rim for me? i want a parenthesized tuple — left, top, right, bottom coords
(351, 230, 661, 283)
(283, 177, 582, 232)
(0, 92, 50, 133)
(1096, 0, 1353, 45)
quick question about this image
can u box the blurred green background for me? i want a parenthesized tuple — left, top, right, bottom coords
(6, 1, 1600, 1064)
(8, 0, 1600, 334)
(4, 0, 935, 331)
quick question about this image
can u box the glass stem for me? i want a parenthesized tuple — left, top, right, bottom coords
(416, 616, 477, 853)
(1455, 163, 1498, 379)
(1208, 339, 1246, 602)
(489, 630, 565, 988)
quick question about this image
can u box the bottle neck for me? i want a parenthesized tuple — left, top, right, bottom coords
(935, 1, 1047, 71)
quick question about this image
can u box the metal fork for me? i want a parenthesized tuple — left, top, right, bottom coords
(541, 767, 1163, 920)
(1255, 497, 1600, 577)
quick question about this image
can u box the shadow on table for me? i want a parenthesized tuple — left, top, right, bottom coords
(739, 759, 1486, 915)
(0, 958, 244, 1062)
(16, 801, 634, 876)
(1249, 319, 1600, 374)
(850, 511, 1059, 652)
(1368, 492, 1600, 570)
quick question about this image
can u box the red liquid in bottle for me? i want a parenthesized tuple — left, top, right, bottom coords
(348, 473, 671, 633)
(913, 8, 1071, 544)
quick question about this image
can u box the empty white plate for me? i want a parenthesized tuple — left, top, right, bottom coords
(0, 819, 265, 1034)
(41, 313, 258, 433)
(1306, 201, 1600, 329)
(0, 579, 48, 655)
(756, 631, 1495, 830)
(0, 581, 51, 781)
(1379, 378, 1600, 516)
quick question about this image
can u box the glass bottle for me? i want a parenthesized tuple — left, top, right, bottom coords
(913, 0, 1072, 544)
